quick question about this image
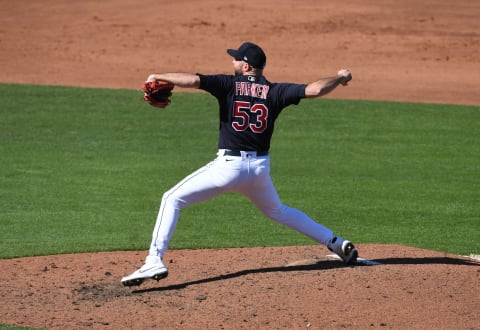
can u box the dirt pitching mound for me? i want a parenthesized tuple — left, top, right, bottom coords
(1, 245, 479, 329)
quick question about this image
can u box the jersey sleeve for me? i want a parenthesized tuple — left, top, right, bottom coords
(197, 74, 233, 98)
(270, 83, 307, 109)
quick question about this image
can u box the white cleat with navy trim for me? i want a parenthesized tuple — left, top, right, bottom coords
(327, 236, 358, 265)
(121, 256, 168, 287)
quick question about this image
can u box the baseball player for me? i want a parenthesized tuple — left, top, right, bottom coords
(122, 42, 357, 287)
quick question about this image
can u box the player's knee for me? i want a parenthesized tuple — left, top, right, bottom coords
(161, 190, 186, 209)
(262, 204, 289, 222)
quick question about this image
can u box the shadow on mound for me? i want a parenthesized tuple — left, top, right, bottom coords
(373, 256, 480, 266)
(133, 260, 347, 293)
(133, 255, 478, 294)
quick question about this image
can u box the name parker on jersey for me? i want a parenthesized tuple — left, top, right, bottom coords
(235, 82, 270, 99)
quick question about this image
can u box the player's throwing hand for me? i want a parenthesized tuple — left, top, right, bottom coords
(338, 69, 352, 85)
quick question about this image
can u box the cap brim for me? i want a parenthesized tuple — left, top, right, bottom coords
(227, 49, 241, 60)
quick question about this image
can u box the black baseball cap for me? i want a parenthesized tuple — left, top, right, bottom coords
(227, 42, 267, 69)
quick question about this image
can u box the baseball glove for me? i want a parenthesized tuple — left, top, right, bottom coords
(142, 80, 174, 108)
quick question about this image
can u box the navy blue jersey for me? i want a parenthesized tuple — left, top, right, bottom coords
(197, 74, 306, 152)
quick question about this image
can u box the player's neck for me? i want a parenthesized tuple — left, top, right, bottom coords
(243, 71, 263, 77)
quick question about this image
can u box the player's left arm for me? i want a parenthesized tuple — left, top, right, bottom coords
(304, 69, 352, 98)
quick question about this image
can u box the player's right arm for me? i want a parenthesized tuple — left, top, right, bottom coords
(304, 69, 352, 98)
(146, 73, 200, 88)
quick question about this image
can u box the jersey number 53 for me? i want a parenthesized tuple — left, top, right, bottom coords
(232, 101, 269, 133)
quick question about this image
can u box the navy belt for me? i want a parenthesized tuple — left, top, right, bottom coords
(223, 150, 269, 157)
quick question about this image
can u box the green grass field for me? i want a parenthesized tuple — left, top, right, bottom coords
(1, 83, 479, 259)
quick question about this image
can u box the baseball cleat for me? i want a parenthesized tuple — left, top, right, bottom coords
(327, 236, 358, 265)
(121, 256, 168, 287)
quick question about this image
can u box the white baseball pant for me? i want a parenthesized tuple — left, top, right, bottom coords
(148, 150, 334, 258)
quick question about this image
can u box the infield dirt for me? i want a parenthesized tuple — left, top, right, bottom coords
(1, 0, 479, 329)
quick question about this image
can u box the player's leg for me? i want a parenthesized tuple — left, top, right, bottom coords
(244, 174, 333, 245)
(148, 161, 228, 258)
(122, 155, 243, 286)
(149, 155, 247, 257)
(240, 157, 358, 264)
